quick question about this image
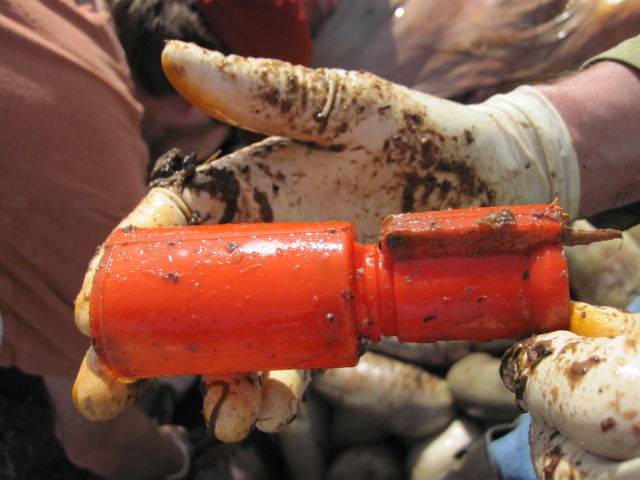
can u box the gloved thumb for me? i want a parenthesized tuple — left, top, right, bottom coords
(161, 40, 432, 146)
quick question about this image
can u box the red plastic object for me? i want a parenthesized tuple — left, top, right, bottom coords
(90, 204, 570, 380)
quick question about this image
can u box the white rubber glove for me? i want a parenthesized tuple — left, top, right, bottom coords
(161, 40, 580, 238)
(501, 303, 640, 479)
(74, 39, 582, 443)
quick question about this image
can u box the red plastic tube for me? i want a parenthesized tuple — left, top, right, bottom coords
(90, 204, 570, 380)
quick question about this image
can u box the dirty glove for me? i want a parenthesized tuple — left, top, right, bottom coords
(74, 38, 581, 443)
(159, 40, 581, 241)
(500, 302, 640, 479)
(73, 170, 311, 442)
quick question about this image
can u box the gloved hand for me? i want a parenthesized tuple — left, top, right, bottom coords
(500, 302, 640, 478)
(74, 39, 583, 443)
(160, 39, 581, 239)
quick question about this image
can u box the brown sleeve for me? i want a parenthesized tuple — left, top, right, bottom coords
(0, 1, 149, 377)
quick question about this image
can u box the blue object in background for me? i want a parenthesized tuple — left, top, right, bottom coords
(627, 296, 640, 313)
(491, 414, 536, 480)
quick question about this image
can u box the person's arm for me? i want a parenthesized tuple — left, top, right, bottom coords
(536, 60, 640, 219)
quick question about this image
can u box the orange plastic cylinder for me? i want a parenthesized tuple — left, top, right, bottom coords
(91, 223, 367, 379)
(377, 245, 568, 342)
(90, 206, 571, 380)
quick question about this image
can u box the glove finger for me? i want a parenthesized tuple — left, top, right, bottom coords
(161, 40, 425, 145)
(201, 372, 262, 443)
(568, 300, 640, 338)
(72, 346, 151, 422)
(529, 418, 640, 480)
(501, 331, 640, 460)
(256, 370, 313, 433)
